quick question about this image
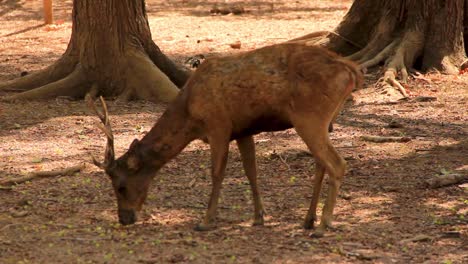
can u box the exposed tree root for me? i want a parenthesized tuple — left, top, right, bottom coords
(0, 55, 77, 92)
(123, 48, 179, 102)
(340, 28, 425, 98)
(359, 39, 399, 70)
(383, 70, 409, 98)
(346, 16, 398, 64)
(425, 174, 468, 188)
(360, 135, 411, 143)
(0, 48, 181, 102)
(1, 65, 89, 102)
(145, 42, 191, 88)
(290, 0, 468, 100)
(0, 164, 84, 187)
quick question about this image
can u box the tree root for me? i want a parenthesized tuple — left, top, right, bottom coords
(360, 135, 411, 143)
(0, 164, 84, 187)
(344, 28, 425, 98)
(425, 174, 468, 188)
(123, 48, 179, 102)
(359, 39, 399, 70)
(1, 47, 181, 102)
(383, 70, 409, 98)
(346, 15, 397, 64)
(0, 55, 77, 92)
(1, 65, 89, 102)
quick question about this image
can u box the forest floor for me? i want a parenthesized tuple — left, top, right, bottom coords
(0, 1, 467, 263)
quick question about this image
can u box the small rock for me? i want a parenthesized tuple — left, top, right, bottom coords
(460, 59, 468, 71)
(230, 6, 245, 15)
(388, 120, 403, 128)
(138, 258, 158, 264)
(229, 41, 242, 49)
(414, 96, 437, 102)
(440, 231, 461, 238)
(168, 254, 187, 263)
(9, 208, 29, 218)
(353, 249, 381, 260)
(400, 234, 433, 243)
(339, 192, 352, 200)
(342, 242, 364, 248)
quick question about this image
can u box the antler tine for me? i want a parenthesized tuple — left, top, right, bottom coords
(87, 95, 116, 169)
(99, 96, 111, 130)
(86, 94, 106, 124)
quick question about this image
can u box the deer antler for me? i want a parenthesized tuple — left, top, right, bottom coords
(86, 95, 116, 169)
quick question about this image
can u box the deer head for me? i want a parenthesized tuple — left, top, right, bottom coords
(87, 96, 153, 225)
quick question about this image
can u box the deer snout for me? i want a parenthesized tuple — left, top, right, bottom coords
(118, 209, 136, 225)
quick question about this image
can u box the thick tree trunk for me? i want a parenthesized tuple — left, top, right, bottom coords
(298, 0, 467, 95)
(0, 0, 190, 102)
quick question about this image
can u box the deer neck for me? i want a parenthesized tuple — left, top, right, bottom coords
(137, 100, 200, 171)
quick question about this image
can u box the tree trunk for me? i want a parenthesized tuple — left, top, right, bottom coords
(0, 0, 190, 102)
(43, 0, 53, 24)
(299, 0, 467, 92)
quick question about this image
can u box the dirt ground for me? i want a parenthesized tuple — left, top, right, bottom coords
(0, 1, 467, 263)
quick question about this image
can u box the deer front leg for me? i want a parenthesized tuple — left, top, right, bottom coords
(194, 132, 230, 231)
(236, 136, 265, 226)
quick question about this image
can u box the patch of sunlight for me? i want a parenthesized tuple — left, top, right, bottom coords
(437, 138, 460, 147)
(99, 210, 118, 222)
(423, 198, 462, 211)
(148, 209, 196, 226)
(351, 194, 394, 204)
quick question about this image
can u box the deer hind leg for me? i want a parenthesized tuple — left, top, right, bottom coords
(292, 116, 346, 237)
(236, 136, 265, 226)
(303, 162, 325, 229)
(194, 130, 230, 231)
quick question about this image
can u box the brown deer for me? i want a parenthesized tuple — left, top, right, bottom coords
(89, 42, 362, 237)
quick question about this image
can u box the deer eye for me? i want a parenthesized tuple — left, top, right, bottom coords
(118, 186, 127, 195)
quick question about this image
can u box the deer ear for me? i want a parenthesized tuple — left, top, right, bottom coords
(129, 139, 139, 150)
(127, 155, 140, 170)
(127, 139, 140, 170)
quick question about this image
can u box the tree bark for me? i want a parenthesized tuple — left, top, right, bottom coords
(0, 0, 190, 102)
(297, 0, 467, 93)
(43, 0, 53, 24)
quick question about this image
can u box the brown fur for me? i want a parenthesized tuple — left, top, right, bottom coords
(94, 42, 363, 235)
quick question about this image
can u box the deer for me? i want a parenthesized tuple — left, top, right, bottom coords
(89, 41, 363, 237)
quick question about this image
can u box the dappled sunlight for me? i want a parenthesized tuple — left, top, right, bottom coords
(146, 208, 198, 226)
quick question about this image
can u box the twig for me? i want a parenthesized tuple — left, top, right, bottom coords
(337, 145, 361, 149)
(278, 154, 291, 171)
(60, 237, 110, 242)
(0, 186, 12, 191)
(0, 164, 85, 187)
(360, 135, 411, 143)
(0, 223, 30, 232)
(415, 149, 431, 152)
(387, 78, 409, 98)
(384, 70, 409, 98)
(425, 174, 468, 188)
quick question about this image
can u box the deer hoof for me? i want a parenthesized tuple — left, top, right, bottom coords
(252, 218, 264, 226)
(194, 223, 214, 232)
(303, 219, 316, 230)
(310, 229, 325, 238)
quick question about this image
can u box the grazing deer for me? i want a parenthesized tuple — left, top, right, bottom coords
(89, 42, 362, 236)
